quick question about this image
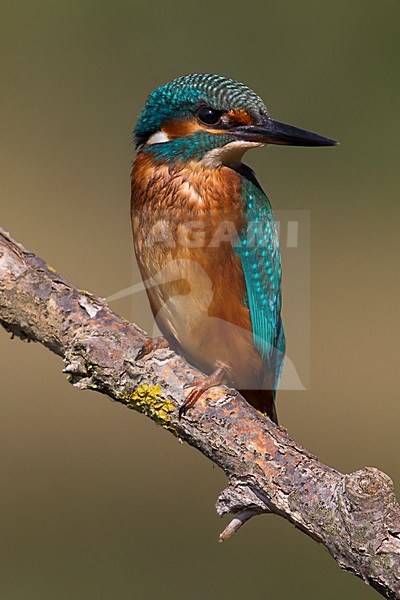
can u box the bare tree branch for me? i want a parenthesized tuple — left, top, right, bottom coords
(0, 228, 399, 599)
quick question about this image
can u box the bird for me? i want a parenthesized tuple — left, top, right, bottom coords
(131, 74, 337, 424)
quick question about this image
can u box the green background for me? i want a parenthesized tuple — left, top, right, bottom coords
(1, 1, 399, 598)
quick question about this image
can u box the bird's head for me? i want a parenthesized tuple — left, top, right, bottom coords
(134, 74, 337, 166)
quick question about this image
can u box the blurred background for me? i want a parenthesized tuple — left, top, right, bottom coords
(1, 1, 399, 598)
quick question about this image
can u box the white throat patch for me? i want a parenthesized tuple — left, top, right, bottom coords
(201, 140, 263, 168)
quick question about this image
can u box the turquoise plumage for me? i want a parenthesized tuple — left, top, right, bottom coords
(235, 177, 285, 394)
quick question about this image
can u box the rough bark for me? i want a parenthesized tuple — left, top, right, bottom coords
(0, 228, 399, 598)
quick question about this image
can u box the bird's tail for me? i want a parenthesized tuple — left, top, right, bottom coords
(239, 389, 279, 425)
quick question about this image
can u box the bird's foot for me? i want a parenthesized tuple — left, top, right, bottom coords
(179, 367, 226, 419)
(135, 336, 170, 360)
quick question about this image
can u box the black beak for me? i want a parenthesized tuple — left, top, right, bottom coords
(231, 117, 338, 147)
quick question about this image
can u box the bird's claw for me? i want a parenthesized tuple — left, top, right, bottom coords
(135, 345, 149, 361)
(183, 381, 197, 390)
(179, 380, 206, 418)
(179, 368, 226, 419)
(135, 336, 169, 361)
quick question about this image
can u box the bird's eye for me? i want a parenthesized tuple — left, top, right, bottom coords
(197, 106, 223, 126)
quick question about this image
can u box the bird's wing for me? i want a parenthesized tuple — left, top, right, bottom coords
(234, 176, 285, 390)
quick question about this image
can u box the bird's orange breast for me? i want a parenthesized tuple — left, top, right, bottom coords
(131, 152, 264, 388)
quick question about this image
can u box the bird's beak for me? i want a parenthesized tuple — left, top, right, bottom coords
(230, 117, 338, 147)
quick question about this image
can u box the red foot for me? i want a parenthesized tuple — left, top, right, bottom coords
(179, 367, 226, 419)
(135, 336, 170, 360)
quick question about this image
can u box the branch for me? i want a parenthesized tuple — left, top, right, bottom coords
(0, 228, 399, 599)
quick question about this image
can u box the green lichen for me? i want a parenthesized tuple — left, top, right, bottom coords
(124, 383, 174, 426)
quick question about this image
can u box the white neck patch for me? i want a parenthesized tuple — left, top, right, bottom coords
(147, 130, 170, 145)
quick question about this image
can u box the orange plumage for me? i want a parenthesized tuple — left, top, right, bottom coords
(131, 153, 267, 392)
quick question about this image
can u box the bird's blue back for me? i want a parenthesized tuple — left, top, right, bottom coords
(235, 176, 285, 392)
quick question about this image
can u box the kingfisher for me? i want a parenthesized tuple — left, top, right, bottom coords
(131, 74, 336, 424)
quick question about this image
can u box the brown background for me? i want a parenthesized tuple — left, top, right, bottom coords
(1, 1, 399, 598)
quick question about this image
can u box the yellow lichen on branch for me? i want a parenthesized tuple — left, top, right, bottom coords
(124, 382, 174, 426)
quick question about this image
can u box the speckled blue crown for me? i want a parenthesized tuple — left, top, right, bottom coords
(135, 73, 269, 146)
